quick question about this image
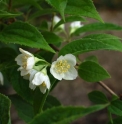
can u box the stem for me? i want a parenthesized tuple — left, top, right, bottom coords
(39, 80, 56, 113)
(98, 81, 118, 96)
(50, 44, 59, 52)
(39, 90, 49, 113)
(8, 0, 12, 10)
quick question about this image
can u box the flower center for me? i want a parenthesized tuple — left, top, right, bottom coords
(55, 60, 70, 74)
(22, 56, 28, 69)
(41, 82, 46, 87)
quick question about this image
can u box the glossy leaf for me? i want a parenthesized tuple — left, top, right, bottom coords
(29, 104, 108, 124)
(0, 93, 11, 124)
(29, 9, 56, 20)
(78, 61, 110, 82)
(108, 117, 122, 124)
(45, 0, 67, 20)
(0, 47, 17, 71)
(65, 0, 103, 22)
(0, 10, 22, 18)
(88, 90, 109, 104)
(84, 56, 98, 63)
(42, 31, 63, 44)
(73, 22, 122, 35)
(0, 21, 55, 53)
(59, 34, 122, 55)
(10, 69, 33, 104)
(10, 94, 34, 123)
(12, 0, 42, 10)
(108, 99, 122, 116)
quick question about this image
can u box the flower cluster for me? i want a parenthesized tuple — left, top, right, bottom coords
(15, 48, 50, 94)
(15, 48, 78, 94)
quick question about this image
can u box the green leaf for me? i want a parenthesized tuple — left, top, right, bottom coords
(65, 0, 103, 22)
(0, 10, 22, 18)
(29, 104, 108, 124)
(84, 56, 98, 63)
(0, 47, 17, 71)
(9, 94, 34, 123)
(42, 31, 63, 44)
(0, 21, 55, 53)
(78, 61, 110, 82)
(73, 22, 122, 35)
(88, 90, 109, 104)
(0, 93, 11, 124)
(0, 47, 17, 62)
(108, 117, 122, 124)
(54, 16, 86, 29)
(59, 34, 122, 55)
(108, 99, 122, 116)
(29, 9, 56, 20)
(36, 51, 54, 63)
(10, 68, 33, 104)
(45, 0, 67, 20)
(12, 0, 42, 10)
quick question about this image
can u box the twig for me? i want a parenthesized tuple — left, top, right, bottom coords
(50, 44, 59, 52)
(98, 81, 118, 96)
(8, 0, 12, 10)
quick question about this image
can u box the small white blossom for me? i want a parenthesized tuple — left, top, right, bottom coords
(15, 48, 35, 76)
(53, 16, 64, 30)
(50, 54, 78, 80)
(28, 69, 38, 90)
(0, 72, 4, 85)
(28, 69, 50, 94)
(70, 21, 83, 34)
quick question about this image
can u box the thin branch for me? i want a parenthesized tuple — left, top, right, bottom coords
(50, 44, 59, 52)
(8, 0, 12, 10)
(98, 81, 118, 96)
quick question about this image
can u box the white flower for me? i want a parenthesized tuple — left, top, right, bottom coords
(53, 16, 64, 30)
(70, 21, 83, 34)
(15, 48, 35, 76)
(28, 69, 38, 90)
(0, 72, 4, 85)
(50, 54, 78, 80)
(30, 69, 50, 94)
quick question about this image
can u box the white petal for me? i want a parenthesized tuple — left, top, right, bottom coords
(39, 85, 47, 94)
(29, 82, 36, 90)
(50, 62, 62, 80)
(32, 72, 45, 85)
(63, 66, 78, 80)
(19, 48, 33, 57)
(64, 54, 76, 66)
(15, 54, 24, 65)
(20, 68, 29, 76)
(45, 76, 50, 89)
(54, 16, 60, 24)
(29, 69, 38, 81)
(70, 21, 81, 28)
(57, 55, 64, 61)
(0, 72, 4, 85)
(26, 57, 35, 70)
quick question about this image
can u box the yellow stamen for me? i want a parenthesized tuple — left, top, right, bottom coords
(41, 82, 46, 87)
(55, 60, 70, 74)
